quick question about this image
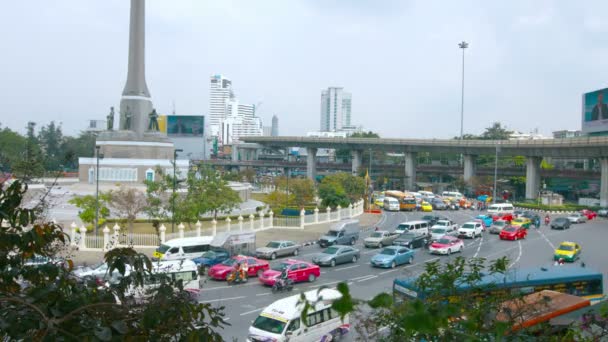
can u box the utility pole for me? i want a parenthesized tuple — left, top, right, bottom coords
(458, 41, 469, 141)
(172, 149, 183, 233)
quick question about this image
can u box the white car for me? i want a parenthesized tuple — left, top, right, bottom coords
(432, 220, 458, 232)
(428, 236, 464, 255)
(429, 227, 454, 242)
(567, 213, 587, 224)
(458, 222, 483, 239)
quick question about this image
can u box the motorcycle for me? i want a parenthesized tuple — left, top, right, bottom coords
(226, 269, 248, 285)
(544, 217, 550, 226)
(271, 278, 294, 293)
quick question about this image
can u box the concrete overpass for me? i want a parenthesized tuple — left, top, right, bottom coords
(239, 136, 608, 205)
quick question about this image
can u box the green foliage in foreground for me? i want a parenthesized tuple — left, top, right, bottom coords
(515, 202, 603, 212)
(0, 181, 228, 340)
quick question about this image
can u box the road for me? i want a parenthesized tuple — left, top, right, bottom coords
(198, 210, 608, 341)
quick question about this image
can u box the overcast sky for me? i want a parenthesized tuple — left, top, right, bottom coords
(2, 0, 608, 138)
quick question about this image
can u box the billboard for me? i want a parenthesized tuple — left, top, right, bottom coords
(165, 115, 205, 137)
(582, 88, 608, 134)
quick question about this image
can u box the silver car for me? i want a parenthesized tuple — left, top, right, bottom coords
(567, 213, 587, 224)
(312, 245, 361, 267)
(255, 240, 301, 260)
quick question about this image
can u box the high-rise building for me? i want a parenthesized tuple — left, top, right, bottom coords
(271, 115, 279, 136)
(209, 74, 233, 137)
(219, 99, 262, 144)
(320, 87, 352, 132)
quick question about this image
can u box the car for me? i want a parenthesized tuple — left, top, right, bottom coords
(499, 226, 527, 241)
(550, 217, 571, 230)
(207, 255, 269, 280)
(567, 212, 587, 224)
(370, 246, 415, 268)
(513, 210, 524, 218)
(598, 208, 608, 217)
(421, 202, 433, 212)
(393, 232, 429, 249)
(475, 215, 493, 227)
(511, 217, 531, 229)
(312, 245, 360, 267)
(429, 227, 455, 242)
(258, 259, 320, 286)
(255, 240, 301, 260)
(489, 219, 509, 234)
(430, 199, 448, 210)
(364, 230, 400, 248)
(429, 236, 464, 255)
(580, 209, 597, 220)
(432, 219, 458, 231)
(192, 249, 230, 271)
(473, 219, 488, 232)
(522, 212, 541, 223)
(553, 241, 582, 262)
(458, 222, 483, 239)
(73, 262, 131, 283)
(420, 215, 440, 226)
(374, 196, 385, 206)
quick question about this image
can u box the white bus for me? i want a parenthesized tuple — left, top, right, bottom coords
(383, 197, 400, 211)
(247, 288, 350, 342)
(153, 236, 214, 261)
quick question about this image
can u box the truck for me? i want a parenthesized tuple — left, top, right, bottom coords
(318, 219, 360, 248)
(364, 230, 400, 248)
(431, 219, 459, 232)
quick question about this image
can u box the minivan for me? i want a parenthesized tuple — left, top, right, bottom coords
(394, 220, 429, 236)
(383, 197, 400, 211)
(153, 236, 214, 261)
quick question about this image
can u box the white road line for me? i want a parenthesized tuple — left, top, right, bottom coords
(508, 240, 523, 269)
(350, 274, 377, 281)
(356, 275, 378, 282)
(473, 234, 484, 258)
(255, 292, 271, 297)
(240, 307, 264, 316)
(201, 295, 246, 303)
(200, 282, 259, 291)
(335, 265, 360, 271)
(537, 228, 556, 249)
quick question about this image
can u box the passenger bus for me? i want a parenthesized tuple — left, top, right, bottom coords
(385, 190, 417, 211)
(393, 266, 604, 305)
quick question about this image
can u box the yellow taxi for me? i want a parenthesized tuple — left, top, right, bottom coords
(374, 196, 385, 207)
(554, 241, 581, 262)
(511, 217, 531, 229)
(421, 201, 433, 212)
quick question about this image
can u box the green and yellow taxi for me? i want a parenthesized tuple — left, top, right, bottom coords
(554, 241, 581, 262)
(374, 196, 385, 207)
(511, 217, 531, 229)
(421, 201, 433, 212)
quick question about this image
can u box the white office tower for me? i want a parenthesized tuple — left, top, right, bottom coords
(220, 99, 262, 145)
(271, 115, 279, 136)
(320, 87, 352, 132)
(209, 74, 233, 137)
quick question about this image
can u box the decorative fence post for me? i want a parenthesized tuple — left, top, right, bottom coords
(211, 219, 217, 236)
(178, 223, 185, 238)
(259, 212, 265, 229)
(326, 207, 331, 222)
(300, 209, 306, 229)
(249, 214, 255, 230)
(159, 224, 166, 243)
(238, 215, 244, 231)
(336, 205, 342, 221)
(226, 217, 232, 232)
(195, 220, 202, 237)
(70, 222, 78, 245)
(349, 203, 354, 218)
(314, 207, 319, 223)
(268, 211, 274, 228)
(102, 226, 110, 251)
(79, 225, 87, 249)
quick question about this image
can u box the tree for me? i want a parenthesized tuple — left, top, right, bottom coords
(107, 186, 148, 233)
(68, 193, 111, 229)
(61, 131, 96, 170)
(265, 190, 295, 210)
(196, 166, 242, 219)
(289, 178, 316, 207)
(12, 122, 44, 180)
(0, 180, 228, 340)
(318, 173, 364, 208)
(38, 121, 64, 171)
(481, 122, 512, 140)
(0, 125, 27, 173)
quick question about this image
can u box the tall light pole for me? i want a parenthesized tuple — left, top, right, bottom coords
(172, 148, 183, 233)
(458, 41, 469, 141)
(285, 168, 290, 209)
(95, 145, 104, 235)
(493, 143, 501, 204)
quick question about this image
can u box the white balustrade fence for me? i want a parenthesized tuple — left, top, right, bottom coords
(71, 199, 365, 251)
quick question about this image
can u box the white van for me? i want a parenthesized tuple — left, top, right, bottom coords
(418, 191, 435, 199)
(394, 220, 430, 236)
(487, 203, 514, 216)
(441, 191, 463, 200)
(125, 259, 200, 300)
(383, 197, 400, 211)
(247, 288, 350, 342)
(153, 236, 214, 261)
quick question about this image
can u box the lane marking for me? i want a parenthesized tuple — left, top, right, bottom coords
(376, 257, 440, 275)
(356, 275, 378, 282)
(255, 292, 271, 297)
(350, 274, 378, 281)
(536, 227, 557, 249)
(240, 307, 265, 316)
(200, 282, 259, 291)
(473, 233, 484, 258)
(335, 264, 360, 271)
(201, 295, 246, 303)
(508, 240, 523, 269)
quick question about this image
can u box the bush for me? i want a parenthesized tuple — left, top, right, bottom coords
(514, 202, 602, 212)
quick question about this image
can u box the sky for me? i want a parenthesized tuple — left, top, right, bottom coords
(2, 0, 608, 139)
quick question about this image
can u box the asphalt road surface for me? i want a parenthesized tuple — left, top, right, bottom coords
(199, 209, 608, 341)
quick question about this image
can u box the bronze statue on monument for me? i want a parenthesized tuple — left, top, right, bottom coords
(123, 106, 132, 130)
(148, 109, 159, 131)
(107, 107, 115, 130)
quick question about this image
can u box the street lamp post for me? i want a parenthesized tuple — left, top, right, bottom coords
(493, 143, 501, 204)
(172, 149, 183, 233)
(458, 41, 469, 140)
(95, 145, 104, 235)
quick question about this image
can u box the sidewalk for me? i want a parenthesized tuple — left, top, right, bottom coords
(70, 213, 383, 266)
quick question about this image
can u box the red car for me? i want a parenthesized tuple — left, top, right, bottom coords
(499, 226, 527, 241)
(492, 213, 513, 222)
(207, 255, 269, 280)
(580, 209, 597, 220)
(258, 259, 320, 286)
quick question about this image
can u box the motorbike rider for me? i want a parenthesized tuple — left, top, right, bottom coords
(534, 216, 541, 229)
(276, 268, 290, 288)
(544, 214, 550, 226)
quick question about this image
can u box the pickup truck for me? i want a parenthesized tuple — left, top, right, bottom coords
(318, 219, 360, 247)
(431, 219, 458, 232)
(364, 230, 400, 248)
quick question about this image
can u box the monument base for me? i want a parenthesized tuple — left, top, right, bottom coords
(78, 157, 188, 184)
(96, 130, 174, 159)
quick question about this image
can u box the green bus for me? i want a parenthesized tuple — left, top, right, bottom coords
(394, 266, 604, 305)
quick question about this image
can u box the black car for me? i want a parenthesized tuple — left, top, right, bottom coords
(431, 199, 448, 210)
(393, 232, 429, 249)
(421, 215, 440, 226)
(551, 217, 571, 230)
